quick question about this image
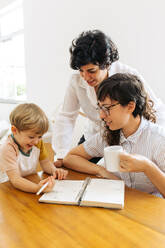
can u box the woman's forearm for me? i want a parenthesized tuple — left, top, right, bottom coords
(63, 154, 100, 175)
(144, 162, 165, 197)
(63, 154, 120, 180)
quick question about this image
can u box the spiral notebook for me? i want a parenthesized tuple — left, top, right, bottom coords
(39, 178, 125, 209)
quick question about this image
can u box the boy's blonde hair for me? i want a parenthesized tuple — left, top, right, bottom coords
(10, 103, 49, 134)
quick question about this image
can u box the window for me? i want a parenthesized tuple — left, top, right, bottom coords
(0, 0, 26, 103)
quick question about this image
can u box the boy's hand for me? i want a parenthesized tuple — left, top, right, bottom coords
(38, 176, 55, 193)
(53, 168, 68, 180)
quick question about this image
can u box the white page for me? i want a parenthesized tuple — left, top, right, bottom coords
(82, 179, 124, 204)
(39, 180, 84, 203)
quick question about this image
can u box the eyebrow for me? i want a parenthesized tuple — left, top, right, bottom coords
(80, 68, 97, 72)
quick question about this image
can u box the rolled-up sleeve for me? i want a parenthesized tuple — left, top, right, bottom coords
(83, 133, 105, 158)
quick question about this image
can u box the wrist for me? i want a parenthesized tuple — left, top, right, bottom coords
(96, 165, 104, 176)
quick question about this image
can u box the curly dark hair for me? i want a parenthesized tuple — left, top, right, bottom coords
(69, 30, 119, 70)
(97, 73, 156, 145)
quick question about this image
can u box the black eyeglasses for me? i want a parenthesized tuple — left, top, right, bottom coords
(96, 103, 120, 116)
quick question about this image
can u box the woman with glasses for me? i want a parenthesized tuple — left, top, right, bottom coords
(63, 73, 165, 197)
(53, 30, 165, 167)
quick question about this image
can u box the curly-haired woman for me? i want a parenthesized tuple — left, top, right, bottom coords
(53, 30, 165, 167)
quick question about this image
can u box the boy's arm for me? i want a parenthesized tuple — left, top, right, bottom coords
(7, 169, 40, 193)
(40, 158, 68, 180)
(63, 144, 119, 179)
(40, 158, 56, 174)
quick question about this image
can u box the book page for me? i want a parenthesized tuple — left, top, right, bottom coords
(39, 180, 84, 204)
(81, 179, 124, 207)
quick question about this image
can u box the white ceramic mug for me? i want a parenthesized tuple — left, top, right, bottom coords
(104, 145, 123, 172)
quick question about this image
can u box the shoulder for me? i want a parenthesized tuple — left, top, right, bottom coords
(35, 139, 48, 161)
(35, 139, 44, 149)
(83, 132, 105, 155)
(144, 121, 165, 142)
(0, 136, 19, 157)
(0, 136, 19, 172)
(69, 73, 82, 85)
(69, 72, 86, 89)
(110, 61, 141, 77)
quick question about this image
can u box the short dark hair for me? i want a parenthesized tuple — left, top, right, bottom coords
(70, 30, 119, 70)
(97, 73, 156, 145)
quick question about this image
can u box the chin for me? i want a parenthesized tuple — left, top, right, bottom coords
(107, 124, 117, 131)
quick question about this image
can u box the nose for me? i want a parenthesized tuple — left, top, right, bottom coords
(33, 138, 39, 145)
(99, 109, 106, 120)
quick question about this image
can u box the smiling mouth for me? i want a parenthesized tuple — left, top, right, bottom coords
(27, 144, 33, 148)
(87, 80, 95, 85)
(106, 121, 112, 126)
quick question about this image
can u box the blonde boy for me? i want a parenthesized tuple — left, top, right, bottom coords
(0, 103, 67, 193)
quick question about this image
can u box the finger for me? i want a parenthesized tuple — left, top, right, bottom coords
(63, 170, 68, 179)
(43, 177, 50, 183)
(47, 177, 55, 189)
(56, 170, 62, 180)
(53, 171, 57, 179)
(58, 170, 63, 180)
(61, 171, 66, 179)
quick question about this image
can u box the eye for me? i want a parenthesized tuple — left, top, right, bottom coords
(105, 106, 111, 110)
(89, 70, 96, 74)
(29, 136, 34, 139)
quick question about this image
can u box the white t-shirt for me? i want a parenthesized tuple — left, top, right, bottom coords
(0, 136, 48, 177)
(52, 61, 165, 158)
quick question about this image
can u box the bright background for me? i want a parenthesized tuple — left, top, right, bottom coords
(1, 0, 165, 120)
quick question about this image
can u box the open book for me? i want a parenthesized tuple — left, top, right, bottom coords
(39, 178, 125, 209)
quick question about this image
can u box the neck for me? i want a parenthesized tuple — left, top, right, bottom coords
(122, 115, 141, 138)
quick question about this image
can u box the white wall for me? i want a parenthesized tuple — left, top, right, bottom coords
(1, 0, 165, 119)
(0, 0, 14, 9)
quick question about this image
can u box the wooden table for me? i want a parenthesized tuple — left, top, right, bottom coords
(0, 169, 165, 248)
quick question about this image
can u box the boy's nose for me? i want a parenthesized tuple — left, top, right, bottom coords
(33, 138, 39, 145)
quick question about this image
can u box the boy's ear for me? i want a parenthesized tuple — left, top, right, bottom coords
(11, 125, 18, 134)
(127, 101, 136, 113)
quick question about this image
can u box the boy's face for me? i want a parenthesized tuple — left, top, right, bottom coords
(11, 126, 42, 152)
